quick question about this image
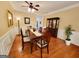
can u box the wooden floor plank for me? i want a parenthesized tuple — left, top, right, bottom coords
(9, 35, 79, 58)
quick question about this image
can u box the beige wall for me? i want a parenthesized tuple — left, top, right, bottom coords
(43, 7, 79, 32)
(0, 1, 14, 37)
(0, 1, 36, 37)
(14, 11, 36, 28)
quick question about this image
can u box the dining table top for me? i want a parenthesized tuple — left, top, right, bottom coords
(30, 29, 42, 37)
(26, 29, 43, 41)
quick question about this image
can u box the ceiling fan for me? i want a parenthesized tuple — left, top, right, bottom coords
(22, 1, 40, 11)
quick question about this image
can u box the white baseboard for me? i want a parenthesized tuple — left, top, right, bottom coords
(57, 29, 79, 46)
(0, 27, 18, 55)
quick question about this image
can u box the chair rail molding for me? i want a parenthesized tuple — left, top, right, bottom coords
(57, 29, 79, 46)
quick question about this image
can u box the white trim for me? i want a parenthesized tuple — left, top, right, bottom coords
(57, 29, 79, 46)
(0, 27, 18, 55)
(44, 3, 79, 16)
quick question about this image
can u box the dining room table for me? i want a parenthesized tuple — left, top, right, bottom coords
(26, 27, 50, 58)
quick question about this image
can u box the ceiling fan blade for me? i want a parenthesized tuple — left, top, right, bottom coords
(24, 1, 39, 11)
(21, 5, 28, 7)
(35, 4, 40, 7)
(33, 7, 38, 11)
(25, 1, 30, 5)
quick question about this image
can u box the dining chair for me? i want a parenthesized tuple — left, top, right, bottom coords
(32, 29, 51, 58)
(39, 27, 42, 33)
(20, 28, 30, 50)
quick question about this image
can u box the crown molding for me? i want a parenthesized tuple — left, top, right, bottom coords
(43, 3, 79, 16)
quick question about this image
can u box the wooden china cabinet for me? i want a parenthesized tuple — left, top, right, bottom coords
(46, 17, 60, 37)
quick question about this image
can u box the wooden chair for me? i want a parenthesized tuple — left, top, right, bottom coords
(39, 27, 42, 33)
(20, 28, 30, 50)
(32, 29, 51, 58)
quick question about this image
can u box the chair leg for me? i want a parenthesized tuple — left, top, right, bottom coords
(22, 46, 24, 50)
(35, 44, 37, 50)
(30, 43, 33, 54)
(22, 43, 24, 50)
(47, 45, 49, 54)
(40, 48, 42, 58)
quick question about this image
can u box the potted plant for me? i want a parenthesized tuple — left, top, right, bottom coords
(65, 25, 73, 46)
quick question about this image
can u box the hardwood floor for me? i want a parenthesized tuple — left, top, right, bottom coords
(9, 35, 79, 58)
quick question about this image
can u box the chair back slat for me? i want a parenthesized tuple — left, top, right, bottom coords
(42, 29, 51, 44)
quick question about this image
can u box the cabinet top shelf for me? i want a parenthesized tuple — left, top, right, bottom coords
(47, 17, 60, 20)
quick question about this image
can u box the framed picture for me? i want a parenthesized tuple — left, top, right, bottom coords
(7, 10, 13, 27)
(24, 17, 30, 24)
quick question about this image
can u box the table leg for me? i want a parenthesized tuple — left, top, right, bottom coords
(41, 48, 42, 58)
(30, 42, 33, 54)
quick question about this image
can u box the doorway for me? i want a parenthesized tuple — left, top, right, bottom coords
(35, 16, 43, 30)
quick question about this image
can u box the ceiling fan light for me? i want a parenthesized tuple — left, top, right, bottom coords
(32, 9, 35, 13)
(28, 7, 31, 12)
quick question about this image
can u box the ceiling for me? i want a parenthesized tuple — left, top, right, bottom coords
(10, 1, 79, 15)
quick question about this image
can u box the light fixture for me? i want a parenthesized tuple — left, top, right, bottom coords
(28, 7, 35, 13)
(8, 16, 12, 20)
(28, 7, 31, 12)
(32, 9, 35, 13)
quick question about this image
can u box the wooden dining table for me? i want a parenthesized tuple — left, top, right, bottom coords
(27, 28, 50, 58)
